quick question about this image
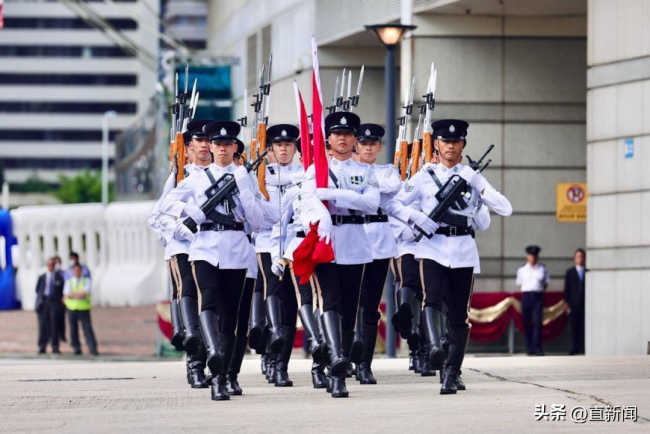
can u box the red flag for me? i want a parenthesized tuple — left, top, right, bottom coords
(0, 0, 4, 29)
(291, 37, 335, 283)
(311, 36, 328, 190)
(293, 82, 312, 170)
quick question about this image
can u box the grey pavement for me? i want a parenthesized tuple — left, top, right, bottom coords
(0, 355, 648, 433)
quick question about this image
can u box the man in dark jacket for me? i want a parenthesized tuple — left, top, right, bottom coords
(564, 248, 586, 355)
(35, 257, 66, 354)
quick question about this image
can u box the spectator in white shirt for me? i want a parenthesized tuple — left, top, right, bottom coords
(516, 245, 549, 356)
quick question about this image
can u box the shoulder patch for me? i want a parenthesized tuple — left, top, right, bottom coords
(404, 182, 414, 193)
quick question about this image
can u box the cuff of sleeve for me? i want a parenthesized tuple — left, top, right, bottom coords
(183, 204, 205, 224)
(334, 190, 359, 209)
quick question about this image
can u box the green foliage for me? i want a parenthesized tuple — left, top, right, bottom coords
(53, 169, 114, 204)
(10, 175, 57, 193)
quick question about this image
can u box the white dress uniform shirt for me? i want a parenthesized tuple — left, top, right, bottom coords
(300, 157, 380, 265)
(159, 162, 264, 269)
(148, 164, 205, 260)
(387, 162, 511, 272)
(364, 164, 401, 260)
(516, 263, 550, 292)
(246, 241, 258, 279)
(255, 162, 304, 254)
(270, 170, 309, 262)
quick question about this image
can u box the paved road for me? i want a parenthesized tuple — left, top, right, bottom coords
(0, 355, 648, 433)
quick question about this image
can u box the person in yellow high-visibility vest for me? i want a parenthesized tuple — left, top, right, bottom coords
(64, 263, 99, 355)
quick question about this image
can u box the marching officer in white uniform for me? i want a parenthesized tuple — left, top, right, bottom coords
(149, 119, 213, 389)
(388, 119, 512, 394)
(253, 124, 304, 387)
(159, 120, 264, 401)
(352, 123, 401, 385)
(300, 111, 380, 398)
(270, 138, 329, 389)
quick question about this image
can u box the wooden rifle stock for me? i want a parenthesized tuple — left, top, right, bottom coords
(410, 139, 422, 175)
(174, 132, 186, 185)
(423, 132, 433, 164)
(256, 124, 269, 200)
(399, 140, 408, 180)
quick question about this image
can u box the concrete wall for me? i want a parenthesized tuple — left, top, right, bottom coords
(586, 0, 650, 355)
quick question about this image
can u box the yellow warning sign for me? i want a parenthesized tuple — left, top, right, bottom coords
(556, 183, 587, 222)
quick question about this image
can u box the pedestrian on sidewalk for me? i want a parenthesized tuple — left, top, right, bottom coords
(35, 257, 66, 354)
(564, 248, 586, 355)
(64, 263, 99, 356)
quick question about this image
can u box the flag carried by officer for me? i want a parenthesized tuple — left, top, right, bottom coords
(293, 36, 335, 283)
(0, 0, 5, 29)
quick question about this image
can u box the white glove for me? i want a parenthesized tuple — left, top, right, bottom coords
(317, 215, 333, 244)
(234, 166, 251, 191)
(174, 220, 196, 242)
(409, 211, 439, 236)
(183, 203, 204, 224)
(458, 165, 488, 191)
(271, 257, 285, 277)
(316, 188, 338, 201)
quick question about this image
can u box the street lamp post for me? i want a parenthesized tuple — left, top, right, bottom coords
(365, 24, 417, 163)
(102, 110, 117, 206)
(365, 23, 416, 358)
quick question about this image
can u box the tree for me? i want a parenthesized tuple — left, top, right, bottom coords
(53, 169, 114, 204)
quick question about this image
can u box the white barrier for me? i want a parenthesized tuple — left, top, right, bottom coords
(11, 201, 165, 310)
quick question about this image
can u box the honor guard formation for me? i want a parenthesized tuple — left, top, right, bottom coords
(148, 56, 512, 401)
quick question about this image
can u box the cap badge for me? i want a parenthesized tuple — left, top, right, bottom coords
(449, 125, 456, 133)
(365, 129, 371, 136)
(341, 117, 347, 125)
(220, 128, 227, 136)
(281, 129, 287, 137)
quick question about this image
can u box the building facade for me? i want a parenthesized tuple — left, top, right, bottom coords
(586, 0, 650, 355)
(0, 0, 159, 189)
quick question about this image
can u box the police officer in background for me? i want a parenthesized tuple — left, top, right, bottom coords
(516, 245, 549, 356)
(352, 124, 401, 384)
(301, 112, 380, 398)
(388, 119, 512, 394)
(159, 120, 264, 401)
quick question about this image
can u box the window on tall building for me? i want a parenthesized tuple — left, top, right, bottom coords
(4, 18, 138, 30)
(0, 74, 137, 86)
(0, 102, 137, 114)
(0, 46, 134, 58)
(0, 130, 119, 141)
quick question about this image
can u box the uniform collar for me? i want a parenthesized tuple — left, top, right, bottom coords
(212, 163, 236, 172)
(438, 163, 460, 173)
(274, 162, 300, 171)
(330, 157, 353, 167)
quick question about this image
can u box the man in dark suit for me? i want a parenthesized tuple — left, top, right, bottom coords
(564, 248, 586, 355)
(35, 257, 66, 354)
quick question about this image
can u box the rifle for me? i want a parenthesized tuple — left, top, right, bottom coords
(414, 144, 494, 242)
(183, 149, 270, 233)
(408, 103, 425, 179)
(350, 65, 364, 113)
(256, 53, 272, 201)
(396, 76, 416, 180)
(335, 68, 346, 112)
(422, 63, 437, 164)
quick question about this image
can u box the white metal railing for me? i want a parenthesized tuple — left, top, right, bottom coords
(11, 201, 165, 310)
